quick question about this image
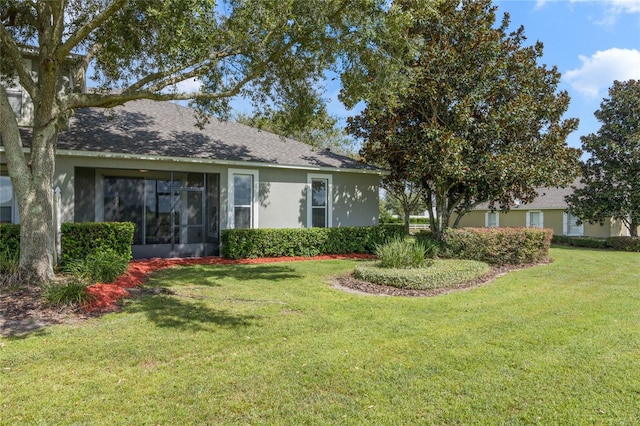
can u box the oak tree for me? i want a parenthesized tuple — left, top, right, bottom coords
(566, 80, 640, 237)
(348, 0, 581, 240)
(0, 0, 405, 283)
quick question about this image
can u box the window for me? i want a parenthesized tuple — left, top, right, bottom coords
(563, 212, 584, 236)
(526, 211, 544, 228)
(485, 211, 499, 228)
(307, 174, 332, 228)
(0, 174, 18, 224)
(228, 169, 258, 229)
(6, 91, 22, 118)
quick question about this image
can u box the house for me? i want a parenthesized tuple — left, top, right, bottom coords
(457, 183, 635, 238)
(1, 55, 382, 258)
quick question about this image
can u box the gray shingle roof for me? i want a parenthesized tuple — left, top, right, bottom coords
(475, 179, 583, 210)
(48, 99, 376, 171)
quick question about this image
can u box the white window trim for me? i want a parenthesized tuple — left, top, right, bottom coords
(307, 173, 333, 228)
(563, 212, 584, 236)
(484, 211, 499, 228)
(526, 210, 544, 228)
(228, 169, 259, 229)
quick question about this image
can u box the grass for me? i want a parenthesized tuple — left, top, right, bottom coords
(1, 247, 640, 424)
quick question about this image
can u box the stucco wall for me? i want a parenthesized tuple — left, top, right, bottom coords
(54, 154, 380, 230)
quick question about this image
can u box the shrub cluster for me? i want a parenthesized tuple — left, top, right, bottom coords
(0, 224, 20, 258)
(605, 236, 640, 252)
(63, 248, 130, 283)
(441, 227, 553, 265)
(43, 279, 94, 306)
(221, 225, 404, 259)
(551, 235, 608, 249)
(552, 235, 640, 252)
(353, 259, 489, 290)
(375, 236, 438, 269)
(0, 250, 20, 288)
(61, 222, 134, 265)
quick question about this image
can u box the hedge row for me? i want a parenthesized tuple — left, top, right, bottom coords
(421, 227, 554, 266)
(553, 235, 640, 252)
(221, 225, 405, 259)
(61, 222, 134, 264)
(0, 222, 134, 264)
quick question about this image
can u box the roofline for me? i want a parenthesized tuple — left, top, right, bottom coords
(1, 147, 387, 176)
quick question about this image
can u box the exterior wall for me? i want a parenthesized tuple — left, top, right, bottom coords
(543, 210, 564, 235)
(54, 154, 380, 230)
(457, 207, 625, 238)
(5, 54, 79, 127)
(332, 172, 379, 227)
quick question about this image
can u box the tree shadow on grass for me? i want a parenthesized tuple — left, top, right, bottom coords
(152, 264, 304, 288)
(126, 294, 257, 332)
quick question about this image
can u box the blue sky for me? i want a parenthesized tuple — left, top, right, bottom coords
(319, 0, 640, 151)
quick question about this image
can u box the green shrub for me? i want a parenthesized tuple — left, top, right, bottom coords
(43, 279, 93, 306)
(375, 236, 438, 269)
(443, 227, 552, 265)
(63, 248, 129, 283)
(353, 259, 490, 290)
(552, 235, 608, 249)
(0, 250, 20, 288)
(607, 236, 640, 252)
(0, 223, 20, 258)
(61, 222, 134, 265)
(221, 225, 405, 259)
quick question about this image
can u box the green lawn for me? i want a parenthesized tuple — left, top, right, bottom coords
(2, 247, 640, 424)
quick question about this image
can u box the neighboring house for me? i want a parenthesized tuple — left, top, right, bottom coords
(457, 183, 634, 238)
(1, 55, 382, 258)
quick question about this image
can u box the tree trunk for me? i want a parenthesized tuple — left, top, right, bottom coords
(13, 125, 58, 284)
(631, 218, 639, 237)
(18, 180, 55, 283)
(1, 68, 58, 284)
(403, 209, 410, 235)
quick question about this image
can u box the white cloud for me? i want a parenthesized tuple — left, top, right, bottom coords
(173, 77, 203, 94)
(535, 0, 640, 23)
(564, 48, 640, 98)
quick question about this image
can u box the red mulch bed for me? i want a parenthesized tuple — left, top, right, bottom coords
(84, 254, 375, 312)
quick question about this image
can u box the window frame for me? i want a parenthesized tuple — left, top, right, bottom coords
(484, 211, 499, 228)
(227, 169, 259, 229)
(6, 90, 22, 118)
(307, 173, 333, 228)
(563, 212, 584, 236)
(526, 210, 544, 229)
(0, 173, 19, 224)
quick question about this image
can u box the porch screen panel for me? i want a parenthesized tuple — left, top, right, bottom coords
(144, 179, 173, 244)
(104, 177, 144, 244)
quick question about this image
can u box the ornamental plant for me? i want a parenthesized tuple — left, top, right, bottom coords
(375, 236, 439, 269)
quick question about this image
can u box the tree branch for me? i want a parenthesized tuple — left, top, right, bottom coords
(57, 0, 129, 59)
(0, 24, 37, 97)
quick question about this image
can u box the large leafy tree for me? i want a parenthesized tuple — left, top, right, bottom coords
(234, 106, 357, 155)
(347, 0, 581, 240)
(566, 80, 640, 237)
(382, 180, 427, 234)
(0, 0, 416, 283)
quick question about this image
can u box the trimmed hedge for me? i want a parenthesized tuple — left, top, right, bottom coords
(353, 259, 490, 290)
(552, 235, 608, 249)
(441, 227, 553, 266)
(221, 225, 405, 259)
(61, 222, 134, 265)
(0, 224, 20, 257)
(606, 236, 640, 252)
